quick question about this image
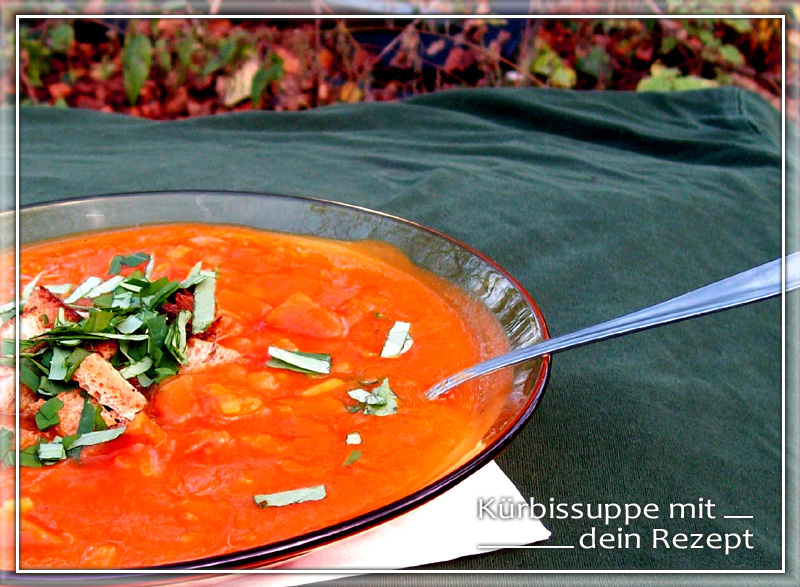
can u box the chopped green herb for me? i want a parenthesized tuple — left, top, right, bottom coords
(36, 376, 76, 397)
(38, 438, 66, 463)
(76, 396, 97, 435)
(116, 315, 144, 335)
(19, 443, 42, 468)
(347, 378, 399, 417)
(43, 283, 72, 295)
(119, 356, 153, 379)
(180, 262, 217, 288)
(109, 252, 151, 275)
(34, 397, 64, 430)
(20, 359, 43, 390)
(191, 276, 216, 334)
(64, 276, 103, 304)
(21, 272, 44, 301)
(0, 339, 14, 357)
(345, 431, 362, 445)
(266, 347, 331, 375)
(63, 426, 126, 450)
(253, 484, 327, 508)
(343, 449, 362, 466)
(0, 428, 13, 466)
(144, 254, 155, 279)
(64, 348, 91, 380)
(86, 276, 125, 298)
(46, 347, 72, 381)
(165, 310, 191, 364)
(380, 321, 413, 358)
(93, 406, 109, 431)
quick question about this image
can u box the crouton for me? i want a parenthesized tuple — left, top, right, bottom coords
(19, 429, 40, 450)
(182, 338, 243, 373)
(49, 391, 84, 437)
(86, 340, 118, 361)
(0, 366, 13, 415)
(0, 286, 82, 342)
(19, 385, 39, 418)
(73, 353, 147, 422)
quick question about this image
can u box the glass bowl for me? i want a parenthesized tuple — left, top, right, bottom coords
(2, 191, 550, 581)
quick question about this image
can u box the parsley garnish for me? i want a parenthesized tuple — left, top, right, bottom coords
(343, 450, 362, 466)
(266, 346, 331, 375)
(347, 378, 399, 416)
(254, 485, 327, 508)
(34, 397, 63, 430)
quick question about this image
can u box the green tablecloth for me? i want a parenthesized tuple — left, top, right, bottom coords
(16, 87, 788, 582)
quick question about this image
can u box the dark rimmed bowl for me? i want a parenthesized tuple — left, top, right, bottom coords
(1, 191, 550, 584)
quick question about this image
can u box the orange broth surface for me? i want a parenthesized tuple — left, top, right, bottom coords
(0, 223, 511, 569)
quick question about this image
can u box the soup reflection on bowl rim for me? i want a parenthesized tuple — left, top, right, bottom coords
(2, 191, 551, 579)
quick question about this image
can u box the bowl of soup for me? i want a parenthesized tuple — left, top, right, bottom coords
(0, 191, 550, 575)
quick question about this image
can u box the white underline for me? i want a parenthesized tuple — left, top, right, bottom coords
(477, 545, 576, 549)
(723, 515, 754, 519)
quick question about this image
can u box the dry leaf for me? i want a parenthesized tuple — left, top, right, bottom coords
(339, 81, 362, 103)
(220, 59, 260, 107)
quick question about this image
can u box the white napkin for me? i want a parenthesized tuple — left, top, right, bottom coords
(224, 461, 550, 586)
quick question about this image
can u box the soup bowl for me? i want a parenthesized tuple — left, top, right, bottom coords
(1, 191, 550, 581)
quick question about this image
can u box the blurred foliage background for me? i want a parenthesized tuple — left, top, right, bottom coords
(7, 6, 792, 119)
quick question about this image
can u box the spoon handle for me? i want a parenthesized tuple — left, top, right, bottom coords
(425, 252, 800, 400)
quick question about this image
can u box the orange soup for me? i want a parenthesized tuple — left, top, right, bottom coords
(0, 223, 511, 569)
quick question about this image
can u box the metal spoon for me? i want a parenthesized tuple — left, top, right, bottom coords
(425, 252, 800, 400)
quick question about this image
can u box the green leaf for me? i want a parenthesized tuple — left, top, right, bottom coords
(20, 359, 43, 390)
(723, 18, 752, 34)
(109, 252, 151, 275)
(22, 271, 44, 301)
(202, 39, 236, 76)
(347, 378, 398, 417)
(380, 321, 413, 358)
(65, 347, 90, 380)
(177, 32, 195, 68)
(117, 314, 144, 334)
(35, 396, 64, 430)
(64, 276, 103, 303)
(46, 347, 72, 381)
(0, 428, 13, 466)
(343, 449, 362, 466)
(37, 376, 76, 397)
(86, 276, 124, 298)
(93, 406, 109, 431)
(166, 310, 191, 365)
(83, 310, 114, 333)
(48, 23, 74, 53)
(266, 347, 331, 375)
(19, 443, 42, 467)
(38, 438, 66, 462)
(119, 355, 153, 378)
(43, 284, 72, 295)
(180, 262, 216, 288)
(63, 426, 125, 450)
(672, 75, 718, 90)
(250, 59, 284, 106)
(76, 396, 97, 435)
(191, 277, 215, 334)
(550, 66, 577, 89)
(717, 44, 745, 67)
(253, 484, 326, 508)
(123, 31, 152, 106)
(576, 47, 611, 80)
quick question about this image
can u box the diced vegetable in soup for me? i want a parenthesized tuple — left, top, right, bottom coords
(0, 223, 511, 569)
